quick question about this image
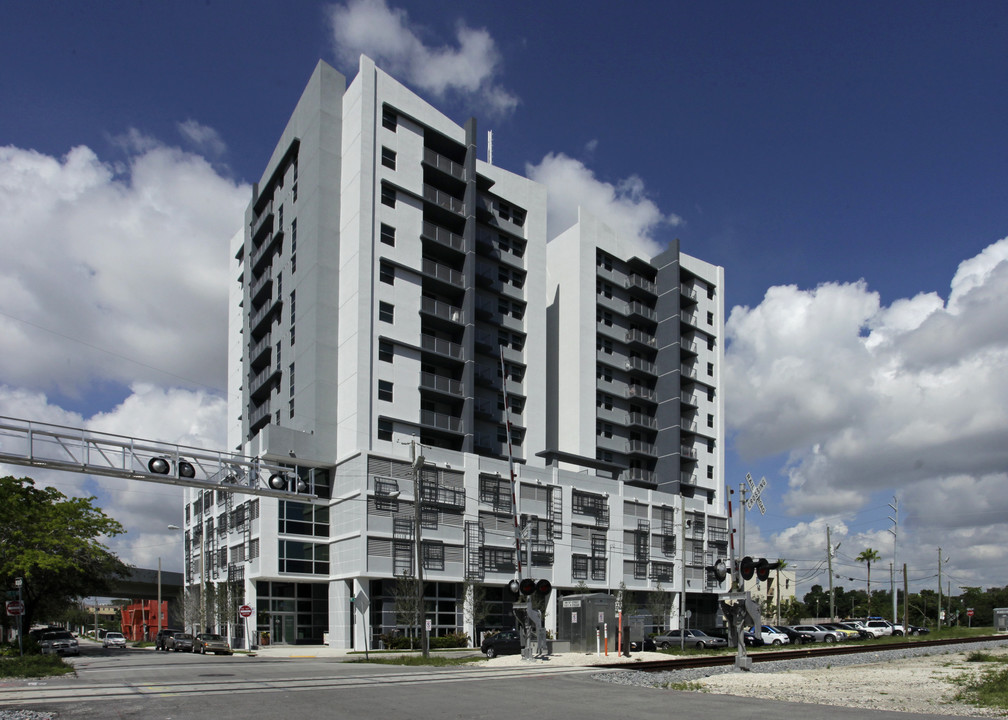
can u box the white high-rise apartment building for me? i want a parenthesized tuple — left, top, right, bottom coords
(183, 57, 728, 650)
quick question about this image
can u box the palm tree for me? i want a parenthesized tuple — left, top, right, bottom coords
(857, 548, 881, 613)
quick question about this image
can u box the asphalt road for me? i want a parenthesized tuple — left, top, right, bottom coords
(0, 641, 980, 720)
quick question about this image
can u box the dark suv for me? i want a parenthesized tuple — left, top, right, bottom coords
(155, 628, 184, 651)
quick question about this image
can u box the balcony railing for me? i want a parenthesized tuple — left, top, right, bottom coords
(626, 357, 657, 375)
(627, 385, 657, 403)
(680, 445, 698, 460)
(422, 147, 465, 180)
(625, 329, 657, 348)
(626, 440, 657, 457)
(419, 371, 463, 396)
(681, 311, 698, 327)
(420, 409, 463, 434)
(421, 258, 463, 287)
(625, 274, 657, 296)
(420, 297, 464, 325)
(422, 222, 465, 252)
(627, 412, 657, 430)
(626, 300, 657, 322)
(421, 334, 463, 360)
(423, 184, 464, 214)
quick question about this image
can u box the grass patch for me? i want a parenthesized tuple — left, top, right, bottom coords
(0, 654, 76, 679)
(965, 651, 1008, 664)
(350, 654, 485, 667)
(954, 665, 1008, 710)
(662, 680, 708, 692)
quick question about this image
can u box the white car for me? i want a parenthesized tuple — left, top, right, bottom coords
(759, 625, 791, 645)
(865, 619, 900, 636)
(103, 631, 127, 649)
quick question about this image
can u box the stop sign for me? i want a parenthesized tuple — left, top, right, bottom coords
(239, 605, 253, 618)
(967, 609, 975, 617)
(6, 600, 25, 616)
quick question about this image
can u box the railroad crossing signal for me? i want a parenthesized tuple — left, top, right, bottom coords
(745, 474, 767, 515)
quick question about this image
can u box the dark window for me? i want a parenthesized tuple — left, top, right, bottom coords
(706, 311, 714, 325)
(381, 184, 396, 208)
(379, 301, 394, 324)
(707, 362, 714, 376)
(378, 419, 393, 441)
(381, 147, 396, 170)
(378, 340, 393, 363)
(380, 262, 394, 285)
(378, 380, 393, 402)
(380, 223, 395, 246)
(382, 107, 397, 131)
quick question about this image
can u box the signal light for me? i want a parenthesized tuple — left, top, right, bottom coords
(519, 578, 537, 595)
(178, 460, 196, 479)
(536, 579, 552, 595)
(710, 559, 727, 582)
(756, 558, 770, 581)
(739, 556, 755, 581)
(268, 473, 287, 490)
(510, 578, 552, 595)
(508, 579, 520, 595)
(148, 458, 170, 475)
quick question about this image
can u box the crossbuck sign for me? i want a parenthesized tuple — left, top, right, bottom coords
(745, 473, 767, 515)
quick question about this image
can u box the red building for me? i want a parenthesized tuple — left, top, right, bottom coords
(120, 600, 168, 641)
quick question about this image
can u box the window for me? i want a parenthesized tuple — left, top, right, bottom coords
(381, 147, 396, 170)
(707, 413, 714, 428)
(382, 106, 397, 131)
(707, 337, 715, 351)
(572, 555, 589, 580)
(422, 541, 444, 571)
(379, 301, 394, 324)
(378, 380, 393, 402)
(378, 418, 393, 441)
(289, 399, 294, 419)
(707, 285, 715, 300)
(378, 340, 393, 363)
(380, 223, 395, 246)
(706, 311, 714, 325)
(381, 184, 396, 207)
(707, 362, 714, 376)
(379, 261, 394, 285)
(707, 465, 714, 479)
(278, 540, 329, 575)
(290, 290, 296, 323)
(289, 363, 295, 395)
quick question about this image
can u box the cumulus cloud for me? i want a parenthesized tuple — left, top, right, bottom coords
(328, 0, 518, 116)
(727, 236, 1008, 590)
(526, 152, 681, 257)
(0, 140, 248, 399)
(177, 119, 227, 157)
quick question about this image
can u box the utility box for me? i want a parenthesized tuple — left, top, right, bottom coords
(994, 608, 1008, 633)
(558, 593, 616, 653)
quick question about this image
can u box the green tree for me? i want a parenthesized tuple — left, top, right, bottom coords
(0, 476, 129, 632)
(856, 548, 881, 610)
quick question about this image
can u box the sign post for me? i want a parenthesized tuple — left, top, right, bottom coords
(238, 605, 253, 650)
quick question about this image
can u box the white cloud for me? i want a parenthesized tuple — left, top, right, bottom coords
(0, 140, 248, 399)
(327, 0, 518, 116)
(727, 236, 1008, 592)
(177, 119, 227, 157)
(526, 152, 681, 257)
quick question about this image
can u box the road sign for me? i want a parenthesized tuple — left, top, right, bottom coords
(6, 600, 25, 616)
(239, 605, 253, 618)
(967, 608, 974, 617)
(745, 475, 768, 515)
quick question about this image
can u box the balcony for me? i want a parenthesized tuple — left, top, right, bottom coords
(248, 402, 271, 432)
(248, 335, 271, 370)
(625, 329, 657, 349)
(681, 392, 698, 407)
(625, 356, 657, 376)
(680, 310, 699, 328)
(680, 339, 698, 356)
(250, 296, 280, 338)
(681, 364, 697, 380)
(421, 334, 463, 360)
(421, 257, 463, 288)
(680, 445, 698, 461)
(626, 440, 657, 457)
(419, 371, 463, 397)
(625, 468, 656, 486)
(420, 409, 463, 434)
(681, 284, 698, 303)
(627, 412, 657, 430)
(423, 184, 464, 215)
(625, 273, 657, 298)
(250, 202, 273, 244)
(680, 471, 697, 486)
(627, 384, 657, 404)
(250, 272, 273, 307)
(626, 300, 657, 323)
(422, 147, 465, 180)
(420, 297, 464, 325)
(422, 221, 465, 253)
(251, 228, 283, 276)
(249, 364, 280, 402)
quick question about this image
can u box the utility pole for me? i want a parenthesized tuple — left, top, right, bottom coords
(411, 440, 429, 658)
(827, 526, 836, 621)
(888, 497, 898, 625)
(937, 547, 943, 630)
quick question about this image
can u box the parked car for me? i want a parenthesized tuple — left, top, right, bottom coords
(758, 625, 790, 645)
(778, 625, 815, 644)
(652, 629, 728, 650)
(837, 621, 875, 639)
(481, 629, 521, 658)
(743, 628, 765, 646)
(40, 630, 79, 656)
(155, 627, 184, 651)
(102, 631, 127, 649)
(790, 624, 840, 643)
(630, 637, 656, 652)
(821, 623, 860, 640)
(166, 632, 194, 652)
(864, 619, 897, 637)
(193, 633, 232, 655)
(906, 624, 930, 635)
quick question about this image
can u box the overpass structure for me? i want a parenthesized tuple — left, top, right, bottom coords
(0, 415, 316, 500)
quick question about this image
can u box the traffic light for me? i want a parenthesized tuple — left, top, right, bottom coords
(755, 558, 780, 582)
(535, 579, 552, 595)
(519, 578, 537, 595)
(739, 556, 755, 581)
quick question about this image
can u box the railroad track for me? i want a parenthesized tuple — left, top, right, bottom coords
(591, 634, 1008, 672)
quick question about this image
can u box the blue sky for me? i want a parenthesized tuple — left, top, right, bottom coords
(2, 1, 1007, 603)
